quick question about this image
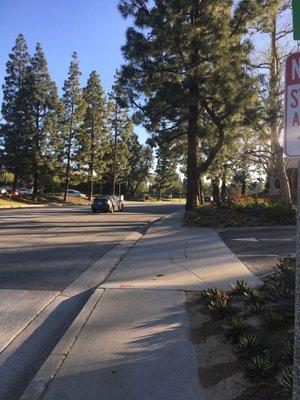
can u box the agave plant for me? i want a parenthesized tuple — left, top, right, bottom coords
(278, 367, 293, 398)
(246, 355, 274, 380)
(231, 280, 249, 295)
(265, 310, 288, 329)
(281, 337, 294, 362)
(201, 288, 220, 299)
(226, 316, 245, 342)
(208, 291, 230, 314)
(238, 332, 262, 357)
(277, 256, 295, 291)
(247, 301, 263, 315)
(208, 296, 230, 316)
(244, 288, 261, 303)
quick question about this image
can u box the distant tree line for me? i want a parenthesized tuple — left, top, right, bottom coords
(0, 34, 154, 201)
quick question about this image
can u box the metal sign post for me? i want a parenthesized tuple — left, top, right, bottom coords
(285, 51, 300, 399)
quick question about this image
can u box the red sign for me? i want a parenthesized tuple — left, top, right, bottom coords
(284, 52, 300, 158)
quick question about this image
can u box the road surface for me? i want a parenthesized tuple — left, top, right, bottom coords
(220, 226, 296, 278)
(0, 202, 183, 400)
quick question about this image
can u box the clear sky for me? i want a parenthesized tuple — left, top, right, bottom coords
(0, 0, 148, 143)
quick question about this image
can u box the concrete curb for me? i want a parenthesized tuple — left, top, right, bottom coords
(0, 204, 50, 209)
(19, 214, 163, 400)
(0, 203, 91, 209)
(20, 288, 105, 400)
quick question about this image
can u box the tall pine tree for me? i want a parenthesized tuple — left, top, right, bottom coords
(107, 73, 133, 195)
(1, 34, 31, 188)
(25, 42, 59, 201)
(79, 71, 109, 200)
(118, 0, 257, 209)
(61, 52, 86, 201)
(126, 134, 153, 196)
(155, 145, 177, 201)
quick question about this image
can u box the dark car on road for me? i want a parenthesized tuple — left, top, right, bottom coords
(92, 195, 124, 213)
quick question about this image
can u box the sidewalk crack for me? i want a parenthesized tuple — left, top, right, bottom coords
(183, 242, 188, 258)
(170, 258, 205, 282)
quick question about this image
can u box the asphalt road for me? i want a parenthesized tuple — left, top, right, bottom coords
(0, 202, 183, 400)
(220, 226, 296, 278)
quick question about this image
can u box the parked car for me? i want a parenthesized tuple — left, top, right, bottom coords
(7, 188, 20, 197)
(18, 187, 33, 196)
(92, 195, 123, 213)
(203, 195, 213, 203)
(66, 189, 87, 198)
(0, 187, 7, 195)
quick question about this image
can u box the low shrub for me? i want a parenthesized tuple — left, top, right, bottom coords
(265, 310, 288, 329)
(183, 198, 296, 227)
(244, 288, 261, 303)
(246, 355, 274, 380)
(231, 280, 248, 295)
(281, 337, 294, 362)
(247, 302, 263, 315)
(278, 367, 293, 398)
(200, 288, 220, 299)
(226, 316, 246, 342)
(238, 332, 262, 357)
(208, 291, 230, 316)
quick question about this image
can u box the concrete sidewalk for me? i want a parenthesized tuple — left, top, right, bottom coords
(22, 212, 260, 400)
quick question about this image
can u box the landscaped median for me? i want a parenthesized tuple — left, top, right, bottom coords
(183, 197, 296, 228)
(185, 256, 295, 400)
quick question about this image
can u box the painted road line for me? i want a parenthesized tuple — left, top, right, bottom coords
(238, 253, 296, 257)
(231, 238, 258, 242)
(260, 238, 295, 242)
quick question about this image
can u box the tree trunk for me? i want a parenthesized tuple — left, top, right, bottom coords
(88, 124, 95, 202)
(185, 2, 200, 211)
(186, 133, 199, 210)
(32, 170, 39, 202)
(221, 171, 226, 204)
(112, 103, 118, 195)
(274, 142, 292, 203)
(88, 166, 93, 202)
(199, 176, 204, 205)
(32, 116, 40, 203)
(269, 16, 292, 204)
(212, 178, 221, 207)
(157, 187, 162, 201)
(293, 160, 300, 400)
(241, 176, 246, 196)
(64, 143, 71, 202)
(268, 166, 277, 198)
(64, 108, 74, 202)
(12, 174, 18, 191)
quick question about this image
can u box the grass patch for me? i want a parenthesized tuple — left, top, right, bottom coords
(0, 198, 33, 207)
(40, 195, 91, 205)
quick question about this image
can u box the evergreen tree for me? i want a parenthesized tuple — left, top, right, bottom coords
(118, 0, 257, 210)
(61, 52, 86, 201)
(79, 71, 109, 200)
(107, 73, 133, 195)
(25, 42, 59, 201)
(155, 145, 177, 201)
(126, 134, 153, 196)
(0, 34, 31, 188)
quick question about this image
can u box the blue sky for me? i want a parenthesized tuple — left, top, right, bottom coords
(0, 0, 148, 143)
